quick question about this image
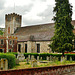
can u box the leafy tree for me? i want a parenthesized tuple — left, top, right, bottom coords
(0, 30, 3, 35)
(49, 0, 74, 56)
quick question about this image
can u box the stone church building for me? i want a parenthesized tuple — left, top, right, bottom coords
(0, 13, 75, 53)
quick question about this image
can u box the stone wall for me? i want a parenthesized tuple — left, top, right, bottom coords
(0, 64, 75, 75)
(17, 41, 51, 53)
(27, 41, 31, 53)
(36, 41, 51, 53)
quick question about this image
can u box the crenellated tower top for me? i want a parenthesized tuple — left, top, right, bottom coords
(5, 13, 22, 36)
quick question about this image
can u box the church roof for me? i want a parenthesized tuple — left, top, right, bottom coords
(14, 23, 54, 41)
(14, 20, 75, 42)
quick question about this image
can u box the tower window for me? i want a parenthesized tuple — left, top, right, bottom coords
(16, 17, 19, 22)
(7, 17, 11, 21)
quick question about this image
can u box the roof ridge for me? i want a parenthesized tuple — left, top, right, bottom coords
(21, 23, 54, 28)
(21, 20, 75, 28)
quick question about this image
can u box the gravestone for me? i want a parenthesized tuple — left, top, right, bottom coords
(56, 57, 58, 61)
(50, 56, 52, 61)
(53, 57, 56, 62)
(31, 55, 34, 64)
(0, 58, 8, 70)
(31, 55, 34, 60)
(37, 56, 39, 61)
(40, 57, 42, 60)
(32, 59, 37, 67)
(70, 57, 72, 61)
(17, 53, 25, 61)
(26, 57, 29, 64)
(28, 55, 30, 60)
(61, 57, 65, 62)
(53, 56, 58, 62)
(65, 56, 67, 61)
(47, 56, 49, 61)
(16, 59, 19, 65)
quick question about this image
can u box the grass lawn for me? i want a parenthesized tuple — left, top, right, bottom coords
(12, 60, 75, 70)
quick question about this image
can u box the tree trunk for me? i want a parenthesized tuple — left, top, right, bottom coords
(62, 51, 65, 57)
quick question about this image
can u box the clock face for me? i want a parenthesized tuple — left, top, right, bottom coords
(7, 17, 11, 21)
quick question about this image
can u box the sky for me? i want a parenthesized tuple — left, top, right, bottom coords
(0, 0, 75, 28)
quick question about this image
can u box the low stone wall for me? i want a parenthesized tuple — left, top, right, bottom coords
(0, 64, 75, 75)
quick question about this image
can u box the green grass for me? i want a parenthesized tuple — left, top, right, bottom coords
(12, 60, 75, 70)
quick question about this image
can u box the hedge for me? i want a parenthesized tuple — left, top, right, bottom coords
(24, 53, 75, 60)
(27, 53, 75, 60)
(24, 53, 39, 59)
(7, 52, 75, 61)
(0, 53, 16, 69)
(7, 52, 18, 58)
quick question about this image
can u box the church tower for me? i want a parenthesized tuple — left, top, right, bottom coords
(5, 13, 22, 36)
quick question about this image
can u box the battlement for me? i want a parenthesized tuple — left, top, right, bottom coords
(5, 13, 22, 21)
(5, 13, 22, 35)
(5, 13, 21, 17)
(8, 36, 17, 40)
(0, 35, 17, 40)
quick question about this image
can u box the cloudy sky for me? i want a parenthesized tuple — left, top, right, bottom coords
(0, 0, 75, 28)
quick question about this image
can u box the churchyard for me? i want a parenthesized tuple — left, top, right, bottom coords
(0, 52, 75, 70)
(13, 58, 75, 70)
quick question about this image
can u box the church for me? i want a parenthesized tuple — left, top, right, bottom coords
(0, 13, 75, 53)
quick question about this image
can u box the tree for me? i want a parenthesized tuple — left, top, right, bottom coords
(49, 0, 74, 56)
(0, 30, 3, 35)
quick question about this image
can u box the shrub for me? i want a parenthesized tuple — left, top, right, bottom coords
(0, 53, 16, 69)
(7, 52, 18, 58)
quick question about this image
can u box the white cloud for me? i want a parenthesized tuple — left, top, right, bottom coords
(5, 0, 33, 7)
(0, 0, 75, 28)
(69, 0, 75, 20)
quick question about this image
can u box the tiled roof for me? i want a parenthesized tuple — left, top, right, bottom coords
(14, 20, 75, 41)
